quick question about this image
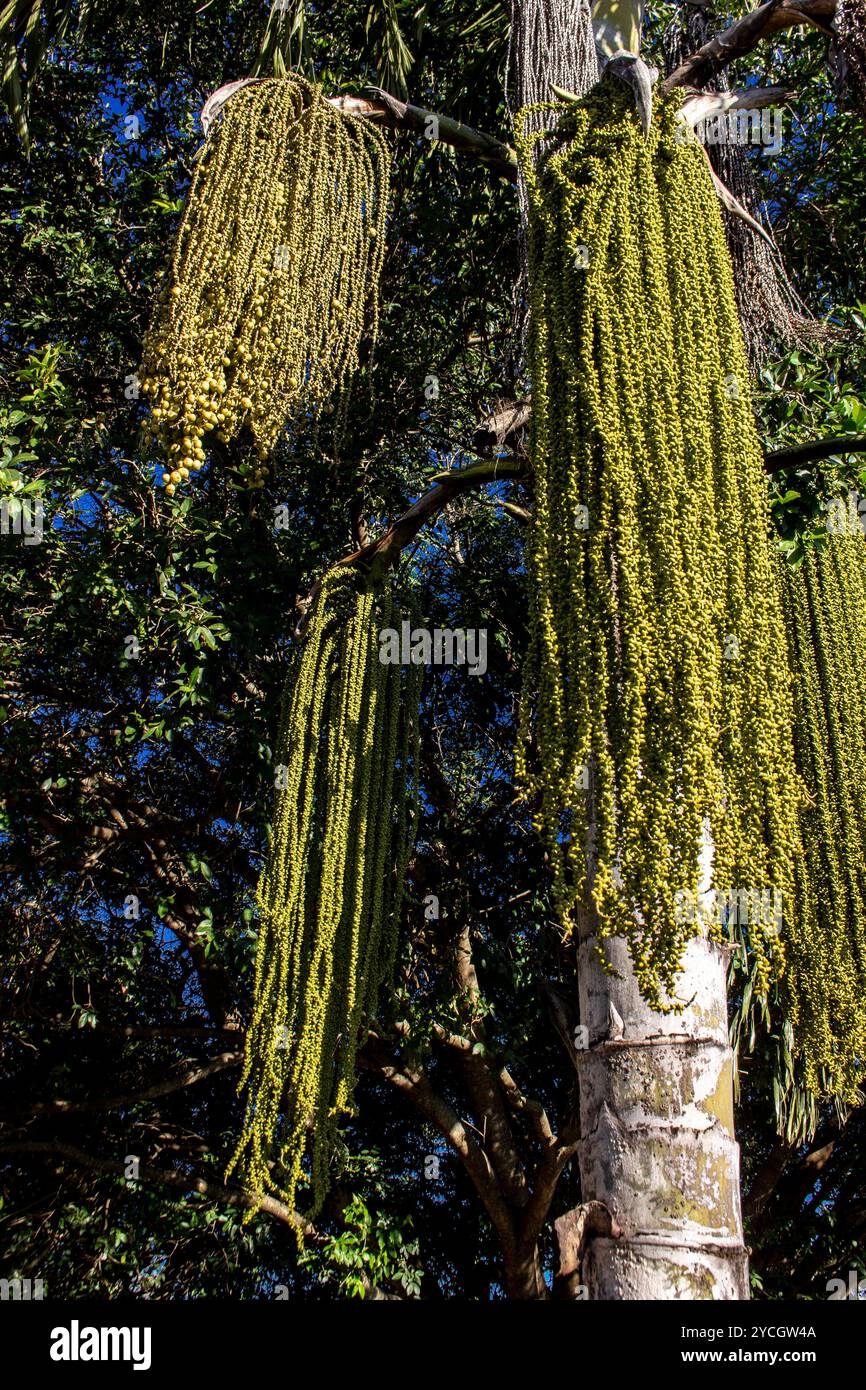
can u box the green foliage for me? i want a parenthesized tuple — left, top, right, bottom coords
(301, 1194, 422, 1298)
(756, 306, 866, 556)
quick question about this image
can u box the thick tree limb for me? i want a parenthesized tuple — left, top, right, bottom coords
(745, 1137, 797, 1218)
(300, 424, 866, 630)
(331, 459, 528, 582)
(662, 0, 839, 94)
(296, 461, 528, 625)
(518, 1119, 581, 1251)
(498, 1067, 557, 1146)
(452, 924, 531, 1209)
(432, 1022, 474, 1052)
(764, 434, 866, 473)
(303, 428, 866, 618)
(360, 1037, 517, 1246)
(332, 88, 518, 181)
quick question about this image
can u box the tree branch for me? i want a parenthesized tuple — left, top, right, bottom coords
(518, 1104, 581, 1248)
(764, 434, 866, 473)
(745, 1137, 797, 1219)
(0, 1051, 242, 1124)
(359, 1037, 517, 1247)
(451, 924, 531, 1210)
(341, 458, 529, 577)
(332, 88, 518, 182)
(295, 460, 528, 626)
(662, 0, 839, 94)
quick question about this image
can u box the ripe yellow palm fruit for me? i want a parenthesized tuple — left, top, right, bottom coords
(140, 75, 391, 494)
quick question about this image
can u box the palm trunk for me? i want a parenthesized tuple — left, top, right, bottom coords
(574, 834, 749, 1299)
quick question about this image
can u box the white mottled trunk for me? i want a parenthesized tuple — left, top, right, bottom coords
(575, 834, 750, 1300)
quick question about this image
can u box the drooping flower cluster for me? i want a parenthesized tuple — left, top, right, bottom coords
(140, 76, 390, 491)
(515, 83, 802, 1009)
(777, 535, 866, 1100)
(227, 568, 422, 1218)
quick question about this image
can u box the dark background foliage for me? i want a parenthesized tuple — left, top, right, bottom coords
(0, 1, 863, 1298)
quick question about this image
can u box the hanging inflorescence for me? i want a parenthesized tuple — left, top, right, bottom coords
(777, 536, 866, 1101)
(514, 81, 803, 1010)
(139, 76, 391, 493)
(227, 567, 422, 1219)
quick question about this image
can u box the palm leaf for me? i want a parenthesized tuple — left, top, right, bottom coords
(2, 34, 30, 154)
(250, 0, 309, 80)
(0, 0, 79, 156)
(365, 0, 414, 98)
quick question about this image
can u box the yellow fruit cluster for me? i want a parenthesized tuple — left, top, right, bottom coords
(777, 537, 866, 1102)
(140, 76, 391, 492)
(226, 567, 422, 1219)
(514, 82, 802, 1010)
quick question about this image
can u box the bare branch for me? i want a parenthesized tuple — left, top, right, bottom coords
(451, 924, 531, 1210)
(292, 458, 531, 631)
(662, 0, 838, 94)
(359, 1039, 517, 1246)
(0, 1052, 242, 1124)
(341, 458, 529, 577)
(333, 88, 518, 182)
(765, 434, 866, 473)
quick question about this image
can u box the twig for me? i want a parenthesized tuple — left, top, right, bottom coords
(0, 1140, 314, 1236)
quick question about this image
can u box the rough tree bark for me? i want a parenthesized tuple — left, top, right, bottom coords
(574, 836, 749, 1299)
